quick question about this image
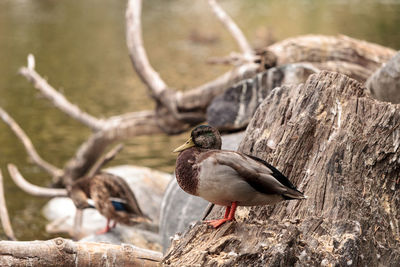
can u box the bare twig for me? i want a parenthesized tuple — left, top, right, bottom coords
(125, 0, 167, 97)
(7, 164, 67, 198)
(0, 107, 62, 178)
(126, 0, 203, 122)
(19, 55, 104, 131)
(61, 110, 163, 186)
(0, 170, 16, 240)
(86, 143, 124, 179)
(207, 52, 258, 66)
(208, 0, 253, 58)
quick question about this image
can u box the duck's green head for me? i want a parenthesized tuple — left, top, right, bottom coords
(173, 125, 222, 152)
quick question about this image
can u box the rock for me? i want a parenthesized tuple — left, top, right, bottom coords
(366, 51, 400, 103)
(159, 180, 209, 253)
(159, 132, 245, 252)
(207, 63, 317, 132)
(80, 225, 162, 252)
(43, 197, 106, 236)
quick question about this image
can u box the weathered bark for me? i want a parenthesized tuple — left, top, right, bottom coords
(366, 51, 400, 103)
(268, 35, 395, 69)
(163, 71, 400, 266)
(0, 238, 162, 266)
(312, 60, 373, 82)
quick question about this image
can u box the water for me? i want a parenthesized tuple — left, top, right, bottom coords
(0, 0, 399, 240)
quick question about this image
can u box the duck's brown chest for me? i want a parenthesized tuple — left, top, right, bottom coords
(175, 148, 201, 196)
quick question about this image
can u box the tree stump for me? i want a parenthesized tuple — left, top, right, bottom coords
(163, 71, 400, 266)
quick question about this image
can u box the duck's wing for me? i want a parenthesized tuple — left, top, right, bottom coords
(244, 154, 298, 190)
(89, 175, 116, 219)
(211, 151, 304, 199)
(99, 173, 145, 217)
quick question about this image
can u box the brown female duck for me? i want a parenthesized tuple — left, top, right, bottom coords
(70, 172, 150, 233)
(173, 125, 306, 228)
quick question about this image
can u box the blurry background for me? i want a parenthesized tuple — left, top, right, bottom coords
(0, 0, 399, 240)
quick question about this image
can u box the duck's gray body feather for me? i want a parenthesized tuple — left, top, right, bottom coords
(176, 149, 304, 207)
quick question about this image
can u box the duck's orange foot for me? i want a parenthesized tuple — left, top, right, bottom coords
(96, 225, 111, 234)
(204, 218, 232, 228)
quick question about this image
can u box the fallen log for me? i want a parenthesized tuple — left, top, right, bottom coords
(0, 238, 162, 267)
(268, 34, 395, 69)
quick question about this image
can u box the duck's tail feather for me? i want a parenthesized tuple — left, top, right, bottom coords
(283, 188, 307, 200)
(129, 215, 152, 224)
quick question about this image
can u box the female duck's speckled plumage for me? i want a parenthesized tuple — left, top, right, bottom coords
(174, 125, 305, 228)
(70, 172, 150, 230)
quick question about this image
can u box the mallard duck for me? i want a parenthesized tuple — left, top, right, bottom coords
(173, 125, 306, 228)
(70, 172, 150, 233)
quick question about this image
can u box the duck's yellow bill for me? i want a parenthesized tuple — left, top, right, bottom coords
(173, 137, 195, 153)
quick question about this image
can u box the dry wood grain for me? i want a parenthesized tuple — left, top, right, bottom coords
(0, 238, 162, 266)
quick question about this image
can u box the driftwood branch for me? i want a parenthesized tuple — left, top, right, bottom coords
(7, 164, 67, 198)
(126, 0, 259, 126)
(268, 34, 395, 69)
(0, 238, 162, 266)
(19, 55, 104, 131)
(126, 0, 204, 124)
(125, 0, 167, 97)
(208, 0, 253, 58)
(1, 87, 161, 187)
(0, 107, 61, 178)
(206, 52, 255, 66)
(61, 110, 163, 186)
(0, 170, 16, 241)
(85, 143, 124, 178)
(15, 51, 168, 185)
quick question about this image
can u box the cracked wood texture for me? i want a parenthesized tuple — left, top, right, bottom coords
(163, 71, 400, 266)
(268, 35, 396, 83)
(0, 238, 161, 266)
